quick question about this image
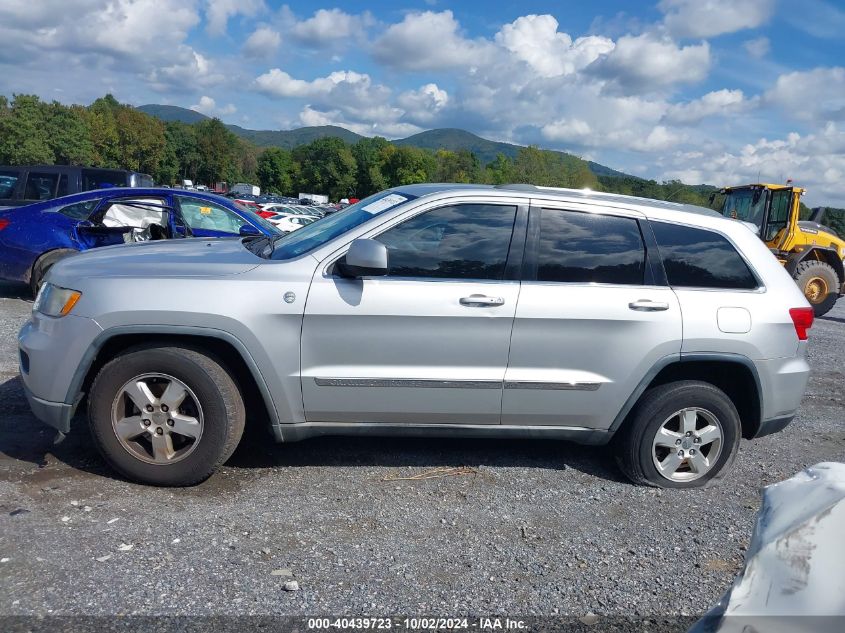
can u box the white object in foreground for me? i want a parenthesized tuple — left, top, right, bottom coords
(691, 462, 845, 633)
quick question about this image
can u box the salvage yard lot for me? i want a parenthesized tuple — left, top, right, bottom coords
(1, 279, 843, 617)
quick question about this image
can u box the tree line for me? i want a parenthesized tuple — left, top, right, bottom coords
(0, 93, 716, 206)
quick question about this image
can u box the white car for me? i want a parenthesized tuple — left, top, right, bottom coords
(261, 203, 323, 218)
(267, 213, 317, 232)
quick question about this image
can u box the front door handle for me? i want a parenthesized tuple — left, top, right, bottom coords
(629, 299, 670, 312)
(460, 294, 505, 307)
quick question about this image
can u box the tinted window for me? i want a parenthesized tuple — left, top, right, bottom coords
(59, 199, 99, 220)
(652, 222, 758, 289)
(0, 171, 19, 199)
(375, 204, 516, 280)
(537, 210, 645, 285)
(24, 172, 59, 200)
(82, 169, 126, 191)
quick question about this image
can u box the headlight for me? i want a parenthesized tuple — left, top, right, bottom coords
(33, 283, 82, 317)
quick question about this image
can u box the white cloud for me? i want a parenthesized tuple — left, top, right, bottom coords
(254, 68, 372, 99)
(371, 10, 494, 71)
(765, 67, 845, 122)
(665, 89, 753, 124)
(291, 8, 366, 43)
(590, 34, 710, 92)
(0, 0, 233, 94)
(146, 50, 226, 92)
(661, 123, 845, 205)
(243, 26, 281, 58)
(495, 14, 614, 78)
(397, 84, 449, 124)
(659, 0, 775, 38)
(191, 95, 236, 116)
(204, 0, 264, 35)
(743, 36, 770, 58)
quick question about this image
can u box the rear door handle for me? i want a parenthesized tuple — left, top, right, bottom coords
(629, 299, 670, 312)
(460, 294, 505, 307)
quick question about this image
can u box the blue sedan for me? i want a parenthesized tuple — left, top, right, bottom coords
(0, 187, 280, 294)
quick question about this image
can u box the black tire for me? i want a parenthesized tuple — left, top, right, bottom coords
(793, 259, 839, 317)
(30, 249, 78, 297)
(613, 381, 741, 489)
(88, 346, 245, 486)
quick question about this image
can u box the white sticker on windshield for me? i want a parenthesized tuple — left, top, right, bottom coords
(362, 193, 408, 214)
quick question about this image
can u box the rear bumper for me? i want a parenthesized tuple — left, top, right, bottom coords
(753, 351, 810, 439)
(751, 415, 795, 439)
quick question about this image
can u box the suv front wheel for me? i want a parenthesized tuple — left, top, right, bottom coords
(88, 345, 245, 486)
(613, 381, 741, 488)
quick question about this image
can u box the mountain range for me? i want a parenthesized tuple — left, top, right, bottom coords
(137, 104, 629, 178)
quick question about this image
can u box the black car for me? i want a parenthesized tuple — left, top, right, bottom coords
(0, 165, 154, 207)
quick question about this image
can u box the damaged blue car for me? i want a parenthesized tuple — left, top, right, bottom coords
(0, 187, 280, 294)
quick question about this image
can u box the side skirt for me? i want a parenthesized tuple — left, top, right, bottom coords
(270, 422, 612, 445)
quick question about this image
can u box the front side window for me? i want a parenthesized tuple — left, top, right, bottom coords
(652, 222, 758, 289)
(375, 204, 517, 280)
(536, 209, 646, 285)
(24, 172, 59, 200)
(177, 196, 246, 233)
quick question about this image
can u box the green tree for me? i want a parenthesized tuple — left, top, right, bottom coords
(380, 145, 436, 186)
(293, 137, 357, 199)
(0, 94, 54, 164)
(46, 104, 93, 165)
(194, 118, 240, 185)
(435, 149, 480, 183)
(114, 107, 166, 175)
(256, 147, 293, 194)
(352, 136, 391, 197)
(483, 153, 514, 185)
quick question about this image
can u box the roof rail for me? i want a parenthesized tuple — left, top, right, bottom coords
(493, 183, 539, 191)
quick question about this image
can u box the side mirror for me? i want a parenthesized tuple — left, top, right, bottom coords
(337, 238, 388, 278)
(239, 224, 260, 236)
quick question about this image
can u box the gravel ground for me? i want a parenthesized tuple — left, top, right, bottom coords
(0, 279, 843, 621)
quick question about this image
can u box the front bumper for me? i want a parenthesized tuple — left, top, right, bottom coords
(22, 382, 76, 433)
(18, 313, 103, 432)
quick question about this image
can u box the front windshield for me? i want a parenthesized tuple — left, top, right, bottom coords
(720, 188, 767, 229)
(268, 191, 416, 260)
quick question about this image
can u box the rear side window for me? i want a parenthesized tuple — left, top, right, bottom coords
(58, 199, 99, 220)
(536, 209, 646, 285)
(0, 170, 19, 199)
(652, 222, 758, 289)
(24, 172, 59, 200)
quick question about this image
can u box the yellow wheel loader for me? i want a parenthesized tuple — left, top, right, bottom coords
(715, 184, 845, 316)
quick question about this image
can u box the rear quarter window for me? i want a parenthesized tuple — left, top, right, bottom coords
(651, 221, 758, 289)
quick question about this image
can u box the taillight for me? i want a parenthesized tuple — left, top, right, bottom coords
(789, 307, 814, 341)
(0, 218, 9, 231)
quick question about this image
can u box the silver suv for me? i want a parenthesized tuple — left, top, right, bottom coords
(19, 184, 814, 488)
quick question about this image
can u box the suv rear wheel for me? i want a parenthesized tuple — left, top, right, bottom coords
(613, 381, 741, 488)
(88, 345, 245, 486)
